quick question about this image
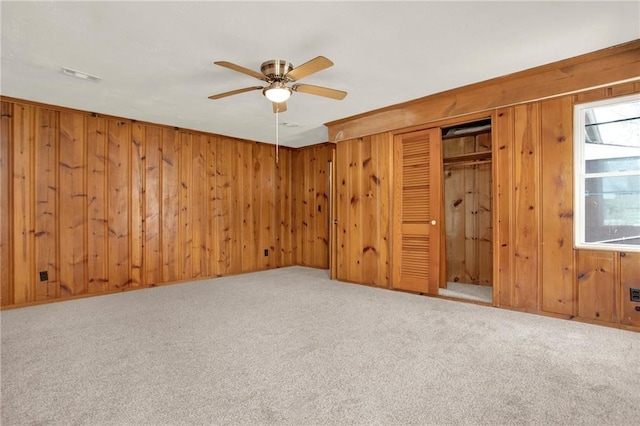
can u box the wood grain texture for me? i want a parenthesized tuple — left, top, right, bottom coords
(59, 111, 86, 297)
(292, 144, 333, 269)
(1, 99, 296, 309)
(540, 96, 575, 316)
(442, 133, 492, 286)
(144, 125, 162, 285)
(162, 128, 179, 282)
(107, 119, 131, 290)
(0, 102, 12, 305)
(12, 104, 36, 304)
(577, 251, 617, 323)
(493, 108, 514, 307)
(34, 108, 58, 300)
(392, 128, 441, 294)
(86, 116, 109, 294)
(512, 104, 540, 310)
(336, 135, 391, 287)
(131, 124, 145, 287)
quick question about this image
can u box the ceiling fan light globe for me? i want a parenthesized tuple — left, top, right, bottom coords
(264, 87, 291, 103)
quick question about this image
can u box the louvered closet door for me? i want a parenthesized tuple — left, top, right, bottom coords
(392, 128, 441, 294)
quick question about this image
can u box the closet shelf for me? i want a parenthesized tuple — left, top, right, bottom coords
(443, 151, 492, 164)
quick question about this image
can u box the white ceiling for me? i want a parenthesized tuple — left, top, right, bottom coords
(1, 1, 639, 148)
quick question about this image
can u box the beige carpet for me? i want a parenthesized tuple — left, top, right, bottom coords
(2, 266, 639, 425)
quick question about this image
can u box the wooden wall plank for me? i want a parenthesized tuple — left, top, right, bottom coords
(512, 104, 540, 309)
(278, 148, 294, 267)
(374, 133, 392, 287)
(229, 140, 243, 274)
(162, 128, 179, 282)
(131, 124, 145, 287)
(577, 251, 617, 323)
(361, 136, 378, 285)
(252, 143, 265, 270)
(179, 132, 193, 279)
(34, 108, 58, 300)
(143, 125, 162, 285)
(540, 96, 576, 315)
(206, 135, 218, 277)
(463, 164, 478, 283)
(494, 107, 514, 307)
(0, 102, 12, 305)
(86, 116, 109, 293)
(59, 111, 87, 297)
(107, 119, 131, 290)
(348, 137, 364, 283)
(477, 162, 492, 286)
(336, 141, 349, 280)
(12, 104, 36, 304)
(241, 142, 254, 272)
(214, 137, 232, 275)
(191, 134, 207, 278)
(261, 144, 275, 268)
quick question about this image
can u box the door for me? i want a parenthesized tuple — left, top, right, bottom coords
(392, 128, 442, 294)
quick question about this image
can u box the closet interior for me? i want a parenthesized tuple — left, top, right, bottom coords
(439, 119, 493, 303)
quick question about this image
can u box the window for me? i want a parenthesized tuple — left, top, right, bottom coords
(575, 94, 640, 251)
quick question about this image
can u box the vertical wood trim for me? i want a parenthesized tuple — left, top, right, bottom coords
(493, 107, 514, 307)
(0, 102, 13, 305)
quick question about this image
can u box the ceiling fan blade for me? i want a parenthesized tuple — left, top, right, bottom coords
(214, 61, 266, 81)
(292, 84, 347, 100)
(272, 102, 287, 113)
(208, 86, 263, 100)
(286, 56, 333, 81)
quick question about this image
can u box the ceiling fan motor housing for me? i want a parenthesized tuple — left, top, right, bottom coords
(261, 60, 293, 81)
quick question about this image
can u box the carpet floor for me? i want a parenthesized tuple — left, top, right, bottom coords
(1, 266, 639, 425)
(439, 282, 493, 304)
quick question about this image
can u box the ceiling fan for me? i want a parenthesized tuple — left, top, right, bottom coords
(208, 56, 347, 113)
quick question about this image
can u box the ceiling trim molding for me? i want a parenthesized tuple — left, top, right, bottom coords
(326, 39, 640, 142)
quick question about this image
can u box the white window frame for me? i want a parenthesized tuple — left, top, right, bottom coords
(574, 93, 640, 252)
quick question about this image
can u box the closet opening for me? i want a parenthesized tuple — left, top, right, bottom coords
(439, 118, 493, 303)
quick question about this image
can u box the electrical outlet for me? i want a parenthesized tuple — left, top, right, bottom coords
(630, 288, 640, 302)
(264, 249, 269, 257)
(39, 271, 48, 282)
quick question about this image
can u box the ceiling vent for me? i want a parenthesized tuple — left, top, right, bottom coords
(61, 67, 101, 82)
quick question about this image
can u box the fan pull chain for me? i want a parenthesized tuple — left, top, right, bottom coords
(275, 107, 279, 164)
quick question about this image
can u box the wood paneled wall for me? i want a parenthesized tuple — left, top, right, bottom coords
(494, 81, 640, 329)
(0, 99, 295, 307)
(332, 80, 640, 330)
(291, 143, 333, 269)
(335, 134, 392, 287)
